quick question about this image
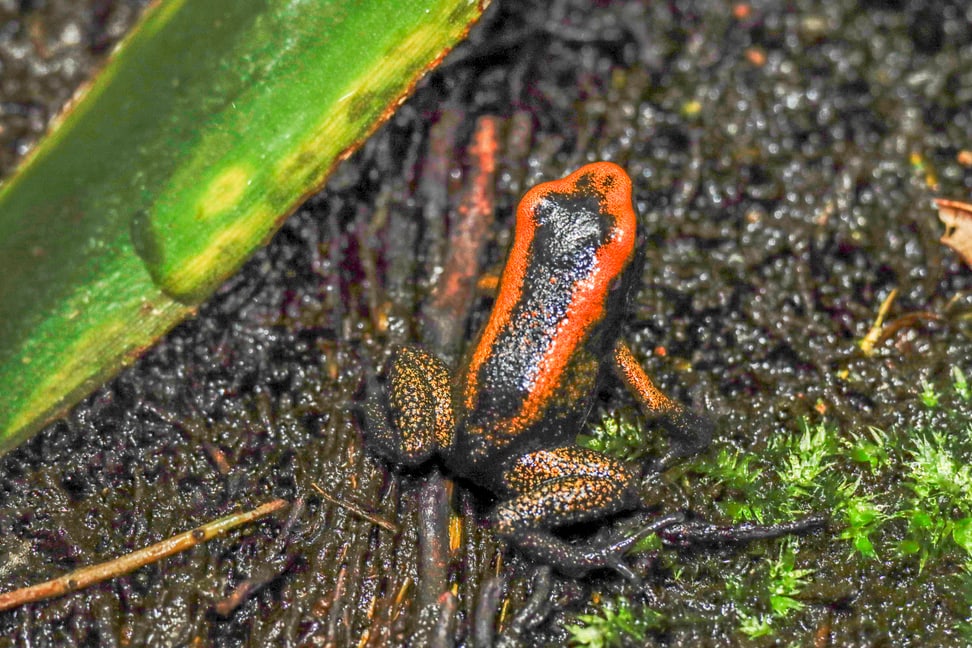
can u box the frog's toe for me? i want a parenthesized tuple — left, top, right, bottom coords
(601, 555, 640, 583)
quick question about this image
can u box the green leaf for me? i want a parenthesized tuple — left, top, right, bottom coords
(921, 378, 940, 408)
(769, 593, 804, 617)
(953, 366, 971, 401)
(738, 613, 774, 638)
(0, 0, 487, 454)
(898, 539, 921, 556)
(954, 517, 972, 555)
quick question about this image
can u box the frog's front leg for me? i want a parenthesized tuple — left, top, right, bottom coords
(361, 345, 455, 466)
(613, 341, 714, 470)
(493, 447, 680, 580)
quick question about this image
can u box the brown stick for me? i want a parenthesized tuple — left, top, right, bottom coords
(310, 482, 398, 532)
(0, 498, 288, 612)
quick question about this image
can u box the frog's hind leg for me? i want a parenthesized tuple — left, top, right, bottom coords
(656, 514, 827, 549)
(361, 345, 455, 466)
(612, 340, 714, 471)
(493, 447, 679, 580)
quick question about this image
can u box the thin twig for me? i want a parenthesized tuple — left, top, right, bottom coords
(213, 496, 306, 617)
(310, 482, 397, 532)
(0, 499, 289, 612)
(859, 288, 898, 355)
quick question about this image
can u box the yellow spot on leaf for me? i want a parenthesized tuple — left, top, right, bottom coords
(198, 165, 251, 221)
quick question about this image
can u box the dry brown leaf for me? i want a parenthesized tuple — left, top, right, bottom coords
(935, 198, 972, 269)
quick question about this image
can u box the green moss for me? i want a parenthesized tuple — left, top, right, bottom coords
(566, 598, 665, 648)
(835, 481, 886, 560)
(573, 365, 972, 641)
(952, 367, 970, 401)
(578, 409, 653, 464)
(687, 367, 972, 566)
(691, 447, 766, 522)
(920, 377, 941, 408)
(770, 420, 841, 513)
(723, 537, 814, 638)
(892, 427, 972, 571)
(957, 564, 972, 641)
(842, 427, 890, 474)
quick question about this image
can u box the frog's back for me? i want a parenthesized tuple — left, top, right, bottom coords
(448, 163, 638, 485)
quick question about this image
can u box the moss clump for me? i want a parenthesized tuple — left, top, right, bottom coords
(572, 366, 972, 641)
(566, 597, 665, 648)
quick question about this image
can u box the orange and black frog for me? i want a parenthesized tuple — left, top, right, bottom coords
(362, 162, 816, 579)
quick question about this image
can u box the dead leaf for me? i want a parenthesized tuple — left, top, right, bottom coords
(935, 198, 972, 269)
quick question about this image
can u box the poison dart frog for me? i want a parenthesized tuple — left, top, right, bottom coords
(362, 162, 716, 579)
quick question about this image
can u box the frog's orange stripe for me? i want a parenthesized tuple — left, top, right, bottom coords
(464, 162, 636, 424)
(515, 167, 635, 427)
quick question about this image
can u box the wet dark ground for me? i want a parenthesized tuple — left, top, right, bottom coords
(2, 0, 972, 645)
(0, 0, 151, 174)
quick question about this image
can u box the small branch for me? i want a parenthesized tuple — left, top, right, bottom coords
(0, 498, 288, 613)
(311, 482, 397, 532)
(212, 552, 298, 618)
(212, 496, 306, 617)
(859, 288, 898, 355)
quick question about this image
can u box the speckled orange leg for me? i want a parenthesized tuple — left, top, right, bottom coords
(612, 341, 713, 469)
(493, 447, 677, 580)
(361, 345, 455, 466)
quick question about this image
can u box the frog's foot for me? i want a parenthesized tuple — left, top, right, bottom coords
(487, 567, 554, 648)
(360, 345, 455, 467)
(494, 447, 679, 580)
(656, 513, 827, 549)
(501, 513, 685, 582)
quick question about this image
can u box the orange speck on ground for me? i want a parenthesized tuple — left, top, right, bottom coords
(732, 3, 752, 19)
(745, 48, 766, 66)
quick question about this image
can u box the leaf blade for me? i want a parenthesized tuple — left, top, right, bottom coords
(0, 0, 487, 453)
